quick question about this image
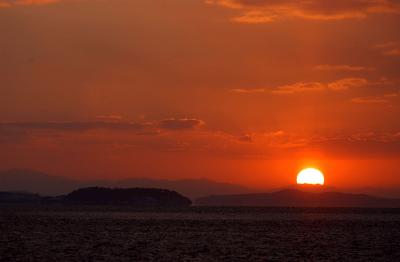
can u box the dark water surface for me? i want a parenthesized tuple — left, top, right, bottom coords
(1, 206, 399, 261)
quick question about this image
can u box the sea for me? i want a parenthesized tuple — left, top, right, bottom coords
(1, 206, 399, 261)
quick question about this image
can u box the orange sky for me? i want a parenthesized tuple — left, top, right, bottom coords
(0, 0, 400, 191)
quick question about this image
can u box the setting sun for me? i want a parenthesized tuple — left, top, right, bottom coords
(296, 168, 325, 185)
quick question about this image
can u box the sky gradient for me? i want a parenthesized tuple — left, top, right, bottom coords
(1, 0, 400, 192)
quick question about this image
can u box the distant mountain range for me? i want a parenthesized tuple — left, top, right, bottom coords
(0, 191, 41, 204)
(0, 169, 252, 199)
(0, 169, 79, 196)
(1, 169, 399, 206)
(195, 189, 400, 208)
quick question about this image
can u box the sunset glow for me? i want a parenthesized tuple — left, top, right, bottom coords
(296, 168, 325, 185)
(1, 1, 400, 260)
(0, 0, 399, 195)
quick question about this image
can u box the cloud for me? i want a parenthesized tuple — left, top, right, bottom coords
(237, 133, 253, 142)
(95, 115, 124, 121)
(0, 0, 60, 8)
(264, 130, 285, 137)
(2, 120, 400, 159)
(384, 48, 400, 56)
(232, 10, 276, 23)
(271, 82, 325, 94)
(351, 92, 398, 105)
(314, 64, 374, 72)
(0, 118, 207, 135)
(375, 41, 400, 57)
(312, 132, 400, 157)
(0, 121, 145, 132)
(351, 97, 389, 104)
(231, 130, 400, 157)
(0, 118, 207, 152)
(271, 78, 368, 94)
(327, 78, 368, 90)
(230, 88, 266, 93)
(383, 93, 399, 98)
(158, 118, 205, 130)
(230, 78, 370, 95)
(374, 41, 399, 49)
(206, 0, 400, 23)
(0, 120, 147, 146)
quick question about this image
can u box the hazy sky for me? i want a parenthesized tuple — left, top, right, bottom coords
(1, 0, 400, 190)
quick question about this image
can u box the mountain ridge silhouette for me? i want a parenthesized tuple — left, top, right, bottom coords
(195, 189, 400, 208)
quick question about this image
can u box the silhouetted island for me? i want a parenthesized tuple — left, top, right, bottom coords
(0, 169, 253, 198)
(195, 189, 400, 208)
(64, 187, 192, 207)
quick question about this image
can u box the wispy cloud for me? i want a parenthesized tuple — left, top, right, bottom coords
(327, 78, 369, 91)
(271, 82, 325, 94)
(375, 41, 400, 57)
(95, 115, 124, 121)
(230, 88, 266, 94)
(206, 0, 400, 23)
(159, 118, 205, 130)
(314, 64, 374, 72)
(0, 118, 206, 134)
(237, 133, 253, 142)
(230, 78, 370, 95)
(0, 0, 60, 8)
(384, 49, 400, 56)
(273, 78, 368, 94)
(0, 121, 145, 132)
(351, 93, 398, 105)
(351, 97, 389, 104)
